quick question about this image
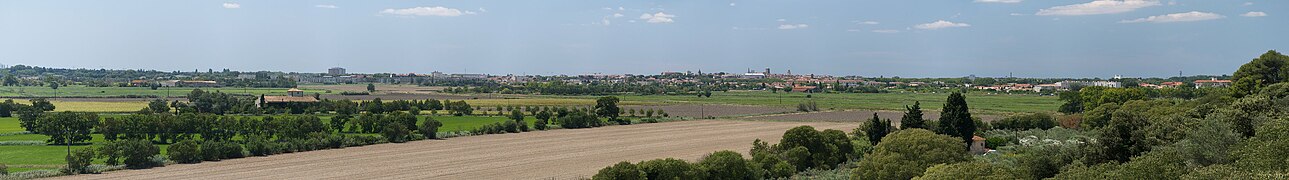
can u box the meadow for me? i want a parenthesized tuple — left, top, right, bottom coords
(0, 115, 539, 172)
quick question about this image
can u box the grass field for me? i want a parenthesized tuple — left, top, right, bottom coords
(0, 115, 543, 172)
(537, 91, 1060, 115)
(0, 85, 331, 98)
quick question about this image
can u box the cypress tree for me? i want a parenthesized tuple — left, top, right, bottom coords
(901, 101, 925, 129)
(937, 92, 975, 147)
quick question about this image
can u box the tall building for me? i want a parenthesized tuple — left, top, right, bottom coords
(328, 67, 346, 75)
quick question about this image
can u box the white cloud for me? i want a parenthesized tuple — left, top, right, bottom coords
(639, 12, 676, 23)
(619, 7, 625, 10)
(381, 6, 467, 17)
(730, 3, 737, 6)
(1243, 2, 1253, 6)
(776, 19, 787, 22)
(914, 20, 970, 30)
(778, 24, 809, 29)
(1010, 13, 1026, 16)
(1036, 0, 1161, 16)
(975, 0, 1023, 3)
(222, 3, 240, 9)
(479, 8, 488, 12)
(859, 21, 879, 25)
(602, 7, 613, 10)
(1242, 11, 1267, 17)
(603, 19, 611, 25)
(464, 10, 478, 15)
(315, 4, 337, 9)
(612, 13, 624, 18)
(872, 29, 901, 33)
(1119, 11, 1223, 23)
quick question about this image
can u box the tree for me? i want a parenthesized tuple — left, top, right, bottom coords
(101, 139, 161, 169)
(593, 162, 647, 180)
(865, 113, 892, 145)
(853, 129, 969, 180)
(367, 83, 376, 92)
(901, 101, 926, 129)
(30, 98, 55, 111)
(937, 92, 975, 146)
(992, 113, 1057, 130)
(1231, 50, 1289, 97)
(1058, 91, 1084, 114)
(32, 112, 99, 145)
(420, 117, 443, 139)
(1, 74, 17, 86)
(595, 96, 623, 124)
(383, 121, 410, 143)
(509, 109, 527, 131)
(168, 139, 203, 164)
(147, 99, 170, 114)
(698, 151, 760, 180)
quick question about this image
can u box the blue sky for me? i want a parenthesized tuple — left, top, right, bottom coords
(0, 0, 1284, 78)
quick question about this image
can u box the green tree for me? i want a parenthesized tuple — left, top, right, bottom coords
(32, 112, 99, 145)
(367, 83, 376, 92)
(383, 122, 410, 143)
(1058, 91, 1084, 114)
(901, 101, 926, 129)
(509, 109, 527, 131)
(595, 96, 623, 124)
(593, 162, 646, 180)
(638, 158, 706, 180)
(853, 129, 969, 180)
(30, 98, 55, 111)
(937, 92, 975, 146)
(1231, 50, 1289, 97)
(168, 139, 203, 164)
(698, 151, 760, 180)
(102, 139, 161, 169)
(63, 148, 94, 174)
(865, 113, 891, 145)
(420, 117, 443, 139)
(147, 99, 170, 114)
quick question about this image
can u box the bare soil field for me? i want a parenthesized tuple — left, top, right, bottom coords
(300, 84, 446, 94)
(621, 104, 793, 118)
(739, 110, 1001, 127)
(56, 120, 853, 180)
(319, 93, 499, 101)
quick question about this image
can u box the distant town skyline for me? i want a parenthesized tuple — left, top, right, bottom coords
(1, 1, 1285, 78)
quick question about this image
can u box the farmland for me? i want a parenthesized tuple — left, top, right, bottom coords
(0, 85, 330, 98)
(49, 120, 854, 179)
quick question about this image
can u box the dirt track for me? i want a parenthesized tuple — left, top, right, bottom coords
(56, 120, 853, 180)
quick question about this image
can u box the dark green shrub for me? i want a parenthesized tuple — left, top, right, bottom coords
(245, 135, 280, 156)
(638, 158, 706, 179)
(200, 140, 244, 161)
(993, 113, 1057, 131)
(593, 161, 646, 180)
(167, 139, 203, 163)
(698, 151, 760, 180)
(103, 139, 161, 169)
(382, 122, 410, 143)
(421, 118, 442, 139)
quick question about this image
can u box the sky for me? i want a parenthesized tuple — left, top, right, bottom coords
(0, 0, 1285, 78)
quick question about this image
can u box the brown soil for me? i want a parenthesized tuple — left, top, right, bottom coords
(55, 120, 853, 180)
(621, 104, 793, 118)
(320, 93, 500, 101)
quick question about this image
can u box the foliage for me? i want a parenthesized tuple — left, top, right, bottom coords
(595, 96, 624, 124)
(382, 122, 411, 143)
(1231, 50, 1289, 97)
(901, 101, 926, 129)
(29, 112, 98, 145)
(698, 151, 760, 180)
(864, 113, 892, 145)
(420, 117, 443, 139)
(914, 161, 1018, 180)
(992, 112, 1057, 131)
(853, 129, 969, 180)
(558, 111, 603, 129)
(100, 139, 161, 169)
(167, 139, 202, 164)
(779, 126, 855, 171)
(592, 161, 647, 180)
(637, 158, 706, 180)
(937, 92, 976, 146)
(63, 148, 94, 174)
(199, 140, 244, 161)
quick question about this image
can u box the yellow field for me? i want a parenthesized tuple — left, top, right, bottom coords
(9, 99, 149, 112)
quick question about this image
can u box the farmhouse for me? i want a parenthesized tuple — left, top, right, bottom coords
(256, 88, 319, 108)
(1194, 78, 1232, 88)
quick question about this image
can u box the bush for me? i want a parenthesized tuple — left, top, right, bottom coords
(200, 140, 244, 161)
(167, 140, 203, 164)
(383, 122, 410, 143)
(101, 139, 161, 169)
(244, 135, 281, 156)
(852, 129, 969, 180)
(420, 118, 442, 139)
(63, 148, 95, 174)
(698, 151, 760, 180)
(993, 113, 1057, 131)
(559, 111, 603, 129)
(0, 163, 7, 175)
(592, 161, 647, 180)
(637, 158, 706, 179)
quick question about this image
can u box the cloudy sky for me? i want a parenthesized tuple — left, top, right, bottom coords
(0, 0, 1284, 78)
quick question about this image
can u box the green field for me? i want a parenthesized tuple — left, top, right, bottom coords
(0, 85, 331, 98)
(0, 115, 542, 172)
(538, 91, 1060, 115)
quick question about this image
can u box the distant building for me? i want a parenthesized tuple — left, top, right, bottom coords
(161, 80, 220, 87)
(257, 88, 319, 108)
(328, 67, 346, 75)
(1194, 78, 1232, 88)
(970, 136, 989, 155)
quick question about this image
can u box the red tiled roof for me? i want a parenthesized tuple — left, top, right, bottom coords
(972, 136, 986, 141)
